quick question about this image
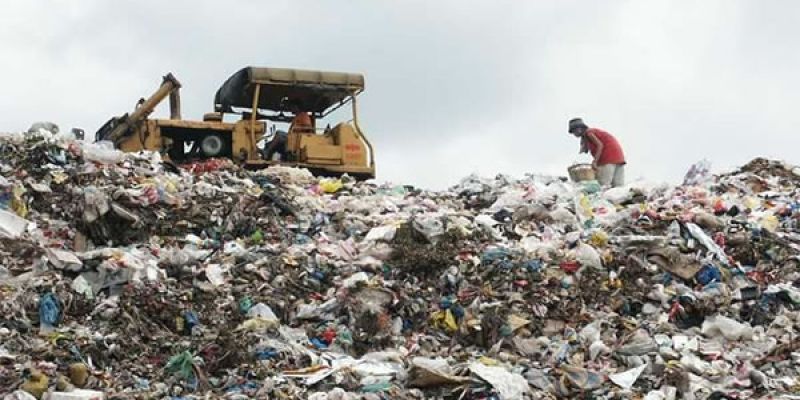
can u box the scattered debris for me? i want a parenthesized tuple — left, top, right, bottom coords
(1, 132, 799, 398)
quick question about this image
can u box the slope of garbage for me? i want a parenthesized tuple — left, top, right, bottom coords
(1, 131, 799, 400)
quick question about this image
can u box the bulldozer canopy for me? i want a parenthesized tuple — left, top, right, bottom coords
(214, 67, 364, 115)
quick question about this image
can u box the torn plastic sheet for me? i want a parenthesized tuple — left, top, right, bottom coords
(408, 357, 469, 388)
(76, 250, 164, 294)
(283, 353, 404, 387)
(46, 248, 83, 271)
(49, 389, 106, 400)
(701, 315, 754, 341)
(685, 222, 729, 265)
(609, 364, 647, 390)
(71, 275, 94, 299)
(205, 264, 227, 286)
(469, 362, 530, 400)
(560, 364, 605, 391)
(3, 391, 37, 400)
(364, 225, 397, 242)
(0, 209, 29, 238)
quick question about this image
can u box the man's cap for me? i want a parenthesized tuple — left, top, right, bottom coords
(568, 118, 587, 133)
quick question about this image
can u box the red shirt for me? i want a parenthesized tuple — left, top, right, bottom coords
(584, 128, 625, 165)
(291, 112, 314, 132)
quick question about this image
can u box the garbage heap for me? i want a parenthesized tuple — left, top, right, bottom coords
(1, 132, 799, 400)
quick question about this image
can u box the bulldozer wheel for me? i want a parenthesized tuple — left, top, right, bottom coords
(200, 134, 224, 157)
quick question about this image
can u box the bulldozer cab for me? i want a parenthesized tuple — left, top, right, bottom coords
(213, 67, 375, 178)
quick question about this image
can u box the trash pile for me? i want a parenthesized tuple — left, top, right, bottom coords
(2, 129, 800, 399)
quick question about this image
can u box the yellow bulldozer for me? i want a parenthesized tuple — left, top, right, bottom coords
(95, 66, 375, 179)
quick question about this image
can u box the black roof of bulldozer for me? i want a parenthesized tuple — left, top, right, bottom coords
(214, 67, 364, 116)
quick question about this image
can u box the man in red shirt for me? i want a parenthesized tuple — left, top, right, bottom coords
(568, 118, 626, 187)
(289, 105, 314, 134)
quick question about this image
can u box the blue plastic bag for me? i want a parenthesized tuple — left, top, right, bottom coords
(696, 264, 722, 286)
(183, 311, 200, 331)
(39, 292, 61, 330)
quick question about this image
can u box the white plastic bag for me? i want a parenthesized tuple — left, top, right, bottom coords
(574, 242, 603, 269)
(342, 272, 370, 288)
(81, 141, 124, 164)
(608, 364, 647, 390)
(489, 189, 527, 212)
(364, 225, 397, 242)
(205, 264, 227, 286)
(520, 236, 557, 255)
(27, 121, 60, 136)
(602, 187, 632, 205)
(579, 321, 603, 344)
(683, 159, 712, 186)
(248, 303, 279, 324)
(469, 362, 530, 400)
(685, 223, 728, 265)
(701, 315, 754, 341)
(412, 216, 444, 241)
(589, 340, 610, 360)
(549, 207, 578, 226)
(0, 209, 29, 238)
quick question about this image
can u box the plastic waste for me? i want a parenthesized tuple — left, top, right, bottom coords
(589, 229, 609, 247)
(578, 321, 602, 344)
(342, 272, 370, 288)
(549, 206, 579, 225)
(685, 223, 729, 265)
(27, 121, 60, 136)
(0, 209, 29, 238)
(247, 303, 279, 322)
(2, 132, 800, 398)
(701, 315, 754, 341)
(759, 214, 779, 232)
(589, 340, 611, 360)
(408, 357, 469, 387)
(46, 248, 83, 271)
(609, 364, 647, 390)
(683, 159, 711, 186)
(205, 264, 227, 286)
(319, 179, 344, 193)
(48, 390, 105, 400)
(643, 387, 677, 400)
(679, 353, 712, 375)
(694, 212, 723, 231)
(244, 303, 281, 330)
(364, 225, 397, 242)
(695, 264, 722, 285)
(573, 242, 603, 269)
(10, 185, 27, 218)
(360, 382, 392, 393)
(3, 391, 37, 400)
(488, 189, 527, 212)
(81, 141, 124, 164)
(603, 186, 632, 204)
(765, 283, 800, 304)
(617, 336, 658, 356)
(469, 362, 530, 400)
(671, 335, 698, 352)
(520, 236, 556, 255)
(165, 351, 199, 379)
(560, 365, 605, 390)
(411, 216, 445, 242)
(581, 180, 602, 194)
(39, 292, 61, 334)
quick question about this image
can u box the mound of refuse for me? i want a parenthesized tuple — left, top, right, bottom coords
(1, 131, 800, 399)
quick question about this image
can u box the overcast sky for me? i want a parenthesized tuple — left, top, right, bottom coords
(1, 0, 798, 188)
